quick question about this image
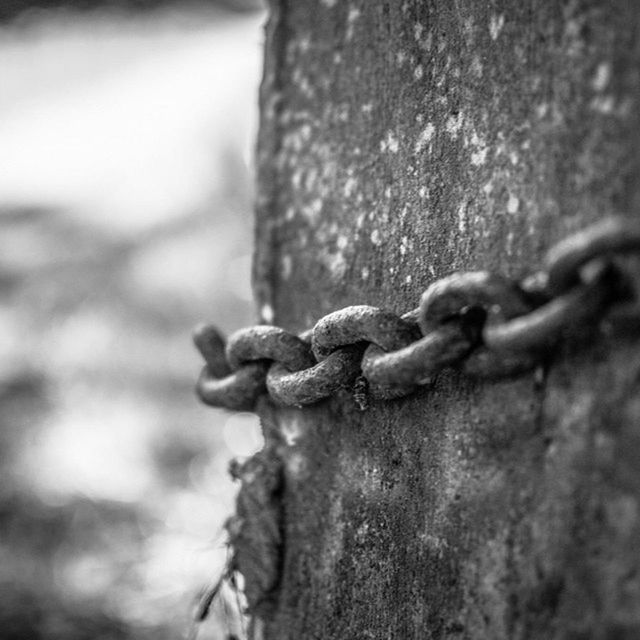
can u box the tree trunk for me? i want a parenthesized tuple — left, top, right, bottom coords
(250, 1, 640, 638)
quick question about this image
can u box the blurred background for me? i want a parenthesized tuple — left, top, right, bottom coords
(0, 1, 265, 638)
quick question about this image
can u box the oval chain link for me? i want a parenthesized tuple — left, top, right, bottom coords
(419, 271, 538, 377)
(194, 325, 267, 412)
(226, 326, 315, 372)
(546, 217, 640, 295)
(267, 346, 364, 407)
(194, 217, 638, 411)
(484, 261, 618, 352)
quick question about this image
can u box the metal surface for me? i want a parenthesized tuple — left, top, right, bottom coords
(546, 216, 640, 294)
(196, 362, 268, 412)
(484, 261, 617, 352)
(312, 305, 420, 360)
(460, 347, 541, 380)
(419, 271, 531, 335)
(226, 326, 315, 371)
(418, 272, 536, 379)
(194, 324, 268, 411)
(193, 324, 231, 378)
(361, 323, 474, 399)
(194, 218, 640, 412)
(267, 346, 364, 406)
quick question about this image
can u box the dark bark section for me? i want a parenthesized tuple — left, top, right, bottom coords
(253, 1, 640, 638)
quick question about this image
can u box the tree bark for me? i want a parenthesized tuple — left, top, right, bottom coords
(251, 1, 640, 638)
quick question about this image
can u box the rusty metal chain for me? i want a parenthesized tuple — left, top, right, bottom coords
(194, 217, 640, 411)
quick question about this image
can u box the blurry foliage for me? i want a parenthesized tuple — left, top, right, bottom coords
(0, 5, 262, 640)
(0, 195, 255, 638)
(1, 0, 264, 24)
(0, 494, 154, 640)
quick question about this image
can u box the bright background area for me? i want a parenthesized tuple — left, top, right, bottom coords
(0, 2, 265, 638)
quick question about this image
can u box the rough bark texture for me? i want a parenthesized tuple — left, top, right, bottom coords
(252, 1, 640, 638)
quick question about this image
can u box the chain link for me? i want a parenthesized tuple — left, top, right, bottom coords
(484, 261, 618, 352)
(267, 345, 364, 407)
(194, 217, 640, 412)
(546, 217, 640, 295)
(226, 326, 315, 372)
(312, 305, 421, 359)
(362, 322, 476, 399)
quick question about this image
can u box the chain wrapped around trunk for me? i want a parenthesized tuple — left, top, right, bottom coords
(193, 217, 640, 412)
